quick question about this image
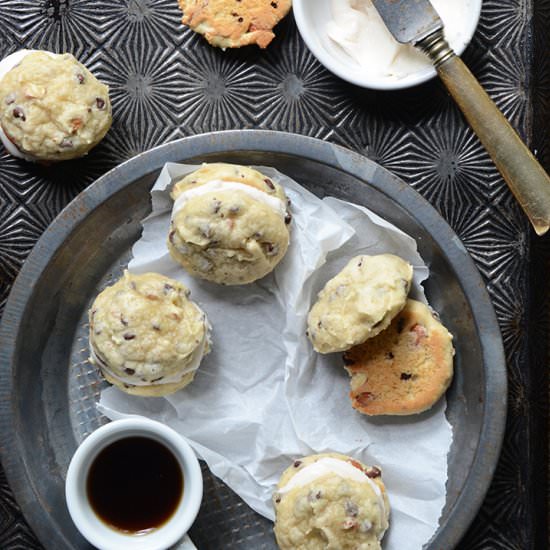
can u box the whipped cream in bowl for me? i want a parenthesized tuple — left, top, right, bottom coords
(293, 0, 481, 90)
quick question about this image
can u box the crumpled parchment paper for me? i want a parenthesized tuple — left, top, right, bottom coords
(98, 163, 452, 549)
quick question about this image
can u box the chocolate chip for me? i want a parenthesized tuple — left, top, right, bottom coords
(386, 351, 394, 359)
(152, 323, 161, 331)
(265, 242, 279, 256)
(238, 16, 243, 22)
(317, 320, 322, 328)
(271, 1, 278, 7)
(357, 260, 363, 268)
(212, 199, 222, 214)
(365, 466, 381, 479)
(96, 97, 106, 110)
(12, 107, 25, 121)
(76, 73, 85, 84)
(274, 494, 281, 504)
(123, 333, 136, 340)
(396, 317, 405, 333)
(343, 354, 355, 366)
(151, 376, 164, 382)
(345, 500, 359, 517)
(124, 368, 135, 375)
(293, 460, 302, 468)
(264, 178, 275, 190)
(284, 212, 292, 225)
(400, 372, 412, 380)
(168, 230, 175, 244)
(5, 93, 16, 105)
(163, 283, 174, 293)
(59, 137, 73, 148)
(120, 314, 128, 326)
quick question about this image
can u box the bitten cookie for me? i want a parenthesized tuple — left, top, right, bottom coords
(0, 50, 111, 162)
(307, 254, 413, 353)
(89, 271, 211, 397)
(177, 0, 292, 49)
(273, 453, 390, 550)
(168, 163, 291, 285)
(343, 299, 454, 415)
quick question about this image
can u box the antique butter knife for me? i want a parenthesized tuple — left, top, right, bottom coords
(371, 0, 550, 235)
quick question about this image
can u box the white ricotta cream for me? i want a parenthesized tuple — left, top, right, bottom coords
(172, 180, 287, 220)
(279, 457, 385, 509)
(91, 317, 211, 387)
(327, 0, 470, 80)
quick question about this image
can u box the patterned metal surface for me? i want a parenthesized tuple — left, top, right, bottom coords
(0, 0, 547, 548)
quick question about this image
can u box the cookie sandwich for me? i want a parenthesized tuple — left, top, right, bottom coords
(273, 453, 390, 550)
(89, 271, 211, 397)
(0, 50, 111, 162)
(168, 162, 292, 285)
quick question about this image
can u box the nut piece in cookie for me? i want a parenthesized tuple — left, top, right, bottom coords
(307, 254, 413, 353)
(0, 50, 111, 162)
(168, 162, 291, 285)
(273, 452, 390, 550)
(89, 271, 211, 397)
(178, 0, 292, 49)
(343, 299, 454, 415)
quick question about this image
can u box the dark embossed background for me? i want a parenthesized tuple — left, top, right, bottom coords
(0, 0, 548, 548)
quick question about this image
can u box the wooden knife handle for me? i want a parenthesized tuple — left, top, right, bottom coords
(420, 34, 550, 235)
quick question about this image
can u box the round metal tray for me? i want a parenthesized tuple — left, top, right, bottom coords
(0, 130, 507, 549)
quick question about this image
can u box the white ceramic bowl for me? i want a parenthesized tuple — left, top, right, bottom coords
(292, 0, 482, 90)
(65, 418, 202, 550)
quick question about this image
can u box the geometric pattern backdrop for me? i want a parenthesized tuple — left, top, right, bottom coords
(0, 0, 548, 548)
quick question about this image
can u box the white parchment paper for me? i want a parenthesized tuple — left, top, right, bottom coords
(98, 163, 453, 549)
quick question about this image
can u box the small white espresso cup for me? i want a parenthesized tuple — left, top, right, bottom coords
(65, 417, 202, 550)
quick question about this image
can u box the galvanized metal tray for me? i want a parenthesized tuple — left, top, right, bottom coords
(0, 130, 506, 549)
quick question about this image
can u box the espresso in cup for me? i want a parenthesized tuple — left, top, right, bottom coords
(87, 436, 184, 534)
(66, 418, 202, 550)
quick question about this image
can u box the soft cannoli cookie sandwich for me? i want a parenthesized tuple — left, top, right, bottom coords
(168, 163, 292, 285)
(343, 299, 454, 415)
(89, 272, 211, 397)
(0, 50, 111, 162)
(307, 254, 413, 353)
(273, 453, 390, 550)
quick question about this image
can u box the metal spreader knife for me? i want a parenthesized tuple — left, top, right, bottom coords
(371, 0, 550, 235)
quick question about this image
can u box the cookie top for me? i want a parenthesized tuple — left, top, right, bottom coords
(273, 453, 389, 550)
(343, 299, 454, 415)
(178, 0, 292, 49)
(307, 254, 413, 353)
(0, 51, 111, 161)
(89, 271, 210, 397)
(168, 163, 291, 285)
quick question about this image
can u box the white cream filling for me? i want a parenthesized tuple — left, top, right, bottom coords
(0, 49, 57, 161)
(171, 180, 287, 220)
(279, 457, 387, 524)
(90, 317, 211, 387)
(327, 0, 469, 79)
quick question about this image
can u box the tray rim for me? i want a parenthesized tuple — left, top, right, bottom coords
(0, 129, 507, 549)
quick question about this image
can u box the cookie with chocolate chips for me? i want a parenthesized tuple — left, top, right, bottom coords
(168, 163, 291, 285)
(273, 452, 390, 550)
(177, 0, 292, 49)
(89, 271, 211, 397)
(307, 254, 413, 354)
(343, 299, 454, 415)
(0, 51, 111, 161)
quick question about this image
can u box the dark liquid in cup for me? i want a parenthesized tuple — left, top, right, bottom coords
(86, 436, 183, 533)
